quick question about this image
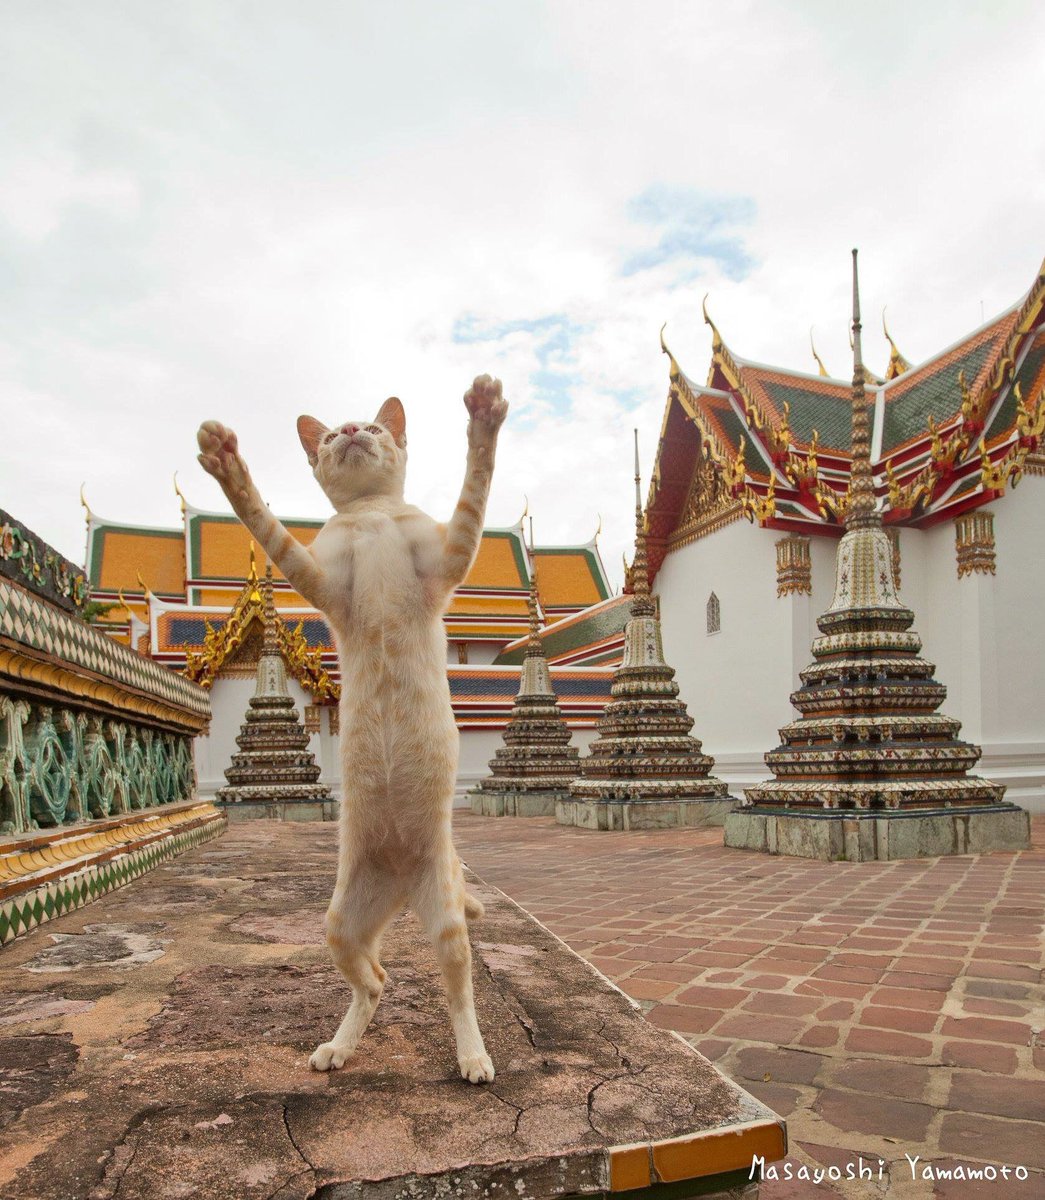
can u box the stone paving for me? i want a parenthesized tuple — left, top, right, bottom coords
(454, 813, 1045, 1199)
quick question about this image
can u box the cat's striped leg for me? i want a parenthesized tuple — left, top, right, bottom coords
(413, 858, 494, 1084)
(197, 420, 327, 607)
(440, 376, 508, 587)
(309, 869, 404, 1072)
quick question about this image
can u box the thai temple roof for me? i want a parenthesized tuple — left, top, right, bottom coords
(84, 498, 611, 645)
(647, 257, 1045, 585)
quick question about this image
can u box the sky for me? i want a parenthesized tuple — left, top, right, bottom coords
(2, 0, 1043, 589)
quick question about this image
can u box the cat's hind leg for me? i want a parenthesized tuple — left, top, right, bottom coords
(309, 868, 404, 1072)
(413, 860, 494, 1084)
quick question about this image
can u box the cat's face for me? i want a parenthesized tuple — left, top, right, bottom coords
(297, 397, 407, 508)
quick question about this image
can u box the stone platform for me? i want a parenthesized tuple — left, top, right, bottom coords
(217, 795, 339, 822)
(558, 797, 735, 833)
(470, 789, 565, 818)
(724, 805, 1031, 862)
(0, 822, 785, 1199)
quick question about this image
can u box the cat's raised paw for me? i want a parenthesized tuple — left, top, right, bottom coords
(459, 1052, 495, 1084)
(309, 1041, 351, 1072)
(196, 420, 250, 491)
(464, 375, 508, 433)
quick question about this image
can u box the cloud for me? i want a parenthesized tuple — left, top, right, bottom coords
(622, 187, 756, 281)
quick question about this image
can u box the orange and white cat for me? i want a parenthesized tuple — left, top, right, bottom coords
(196, 375, 508, 1083)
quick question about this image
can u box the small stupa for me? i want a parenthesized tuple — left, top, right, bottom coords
(215, 564, 333, 818)
(725, 252, 1030, 861)
(557, 433, 735, 831)
(471, 522, 580, 817)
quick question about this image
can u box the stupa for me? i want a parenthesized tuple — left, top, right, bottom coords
(471, 526, 581, 816)
(725, 252, 1030, 861)
(557, 434, 735, 831)
(215, 565, 334, 820)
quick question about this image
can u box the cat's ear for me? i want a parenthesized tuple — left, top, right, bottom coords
(375, 397, 406, 447)
(297, 416, 328, 466)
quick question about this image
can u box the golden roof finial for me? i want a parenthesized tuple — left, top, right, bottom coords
(702, 294, 723, 351)
(135, 570, 154, 602)
(173, 471, 188, 515)
(592, 512, 602, 544)
(882, 308, 911, 380)
(79, 483, 93, 528)
(660, 322, 680, 377)
(809, 329, 829, 377)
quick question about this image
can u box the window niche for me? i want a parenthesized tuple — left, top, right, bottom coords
(706, 592, 721, 635)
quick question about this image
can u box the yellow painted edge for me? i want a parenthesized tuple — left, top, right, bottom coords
(609, 1143, 651, 1191)
(649, 1118, 787, 1185)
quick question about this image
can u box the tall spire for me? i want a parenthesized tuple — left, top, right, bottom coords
(525, 517, 542, 657)
(472, 514, 581, 818)
(630, 429, 655, 617)
(261, 562, 280, 657)
(846, 248, 878, 531)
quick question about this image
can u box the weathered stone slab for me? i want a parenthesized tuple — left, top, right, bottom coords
(725, 807, 1031, 862)
(218, 798, 339, 822)
(0, 823, 785, 1199)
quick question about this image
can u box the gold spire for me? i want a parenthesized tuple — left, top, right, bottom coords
(809, 329, 829, 377)
(846, 249, 879, 531)
(882, 309, 911, 380)
(525, 517, 542, 658)
(630, 428, 655, 617)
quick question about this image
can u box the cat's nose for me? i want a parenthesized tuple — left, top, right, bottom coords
(341, 424, 360, 437)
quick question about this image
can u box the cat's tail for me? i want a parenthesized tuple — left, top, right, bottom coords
(464, 892, 485, 922)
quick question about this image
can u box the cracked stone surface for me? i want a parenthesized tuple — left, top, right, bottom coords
(0, 822, 771, 1199)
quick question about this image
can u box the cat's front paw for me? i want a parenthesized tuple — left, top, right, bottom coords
(197, 420, 251, 496)
(464, 375, 508, 441)
(459, 1052, 495, 1084)
(309, 1041, 351, 1072)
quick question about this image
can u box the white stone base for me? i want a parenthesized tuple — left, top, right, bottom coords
(556, 797, 734, 832)
(724, 805, 1031, 861)
(469, 791, 566, 818)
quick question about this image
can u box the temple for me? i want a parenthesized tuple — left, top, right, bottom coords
(82, 496, 618, 799)
(721, 252, 1029, 859)
(644, 256, 1045, 816)
(471, 527, 581, 817)
(556, 435, 734, 831)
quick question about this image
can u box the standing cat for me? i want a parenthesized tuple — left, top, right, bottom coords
(196, 375, 508, 1083)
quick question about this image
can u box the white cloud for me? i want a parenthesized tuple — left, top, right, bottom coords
(1, 0, 1043, 592)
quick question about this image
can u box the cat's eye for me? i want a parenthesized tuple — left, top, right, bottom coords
(323, 433, 337, 442)
(365, 425, 382, 435)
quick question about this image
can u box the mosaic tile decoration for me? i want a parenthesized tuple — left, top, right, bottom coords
(0, 804, 225, 946)
(0, 579, 210, 718)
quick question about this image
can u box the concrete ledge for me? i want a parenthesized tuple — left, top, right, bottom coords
(557, 798, 734, 832)
(0, 800, 226, 944)
(724, 805, 1031, 861)
(470, 790, 566, 817)
(0, 823, 785, 1198)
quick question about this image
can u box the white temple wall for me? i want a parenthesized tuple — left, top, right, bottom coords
(656, 520, 795, 795)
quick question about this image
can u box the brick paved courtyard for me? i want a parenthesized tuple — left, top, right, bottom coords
(455, 813, 1045, 1199)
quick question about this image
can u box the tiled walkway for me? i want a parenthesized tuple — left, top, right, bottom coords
(455, 813, 1045, 1199)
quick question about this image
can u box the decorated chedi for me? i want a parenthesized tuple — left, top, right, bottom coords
(557, 434, 734, 831)
(471, 523, 580, 817)
(216, 565, 333, 817)
(725, 252, 1030, 861)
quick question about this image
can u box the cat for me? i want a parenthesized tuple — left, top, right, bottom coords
(196, 375, 508, 1083)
